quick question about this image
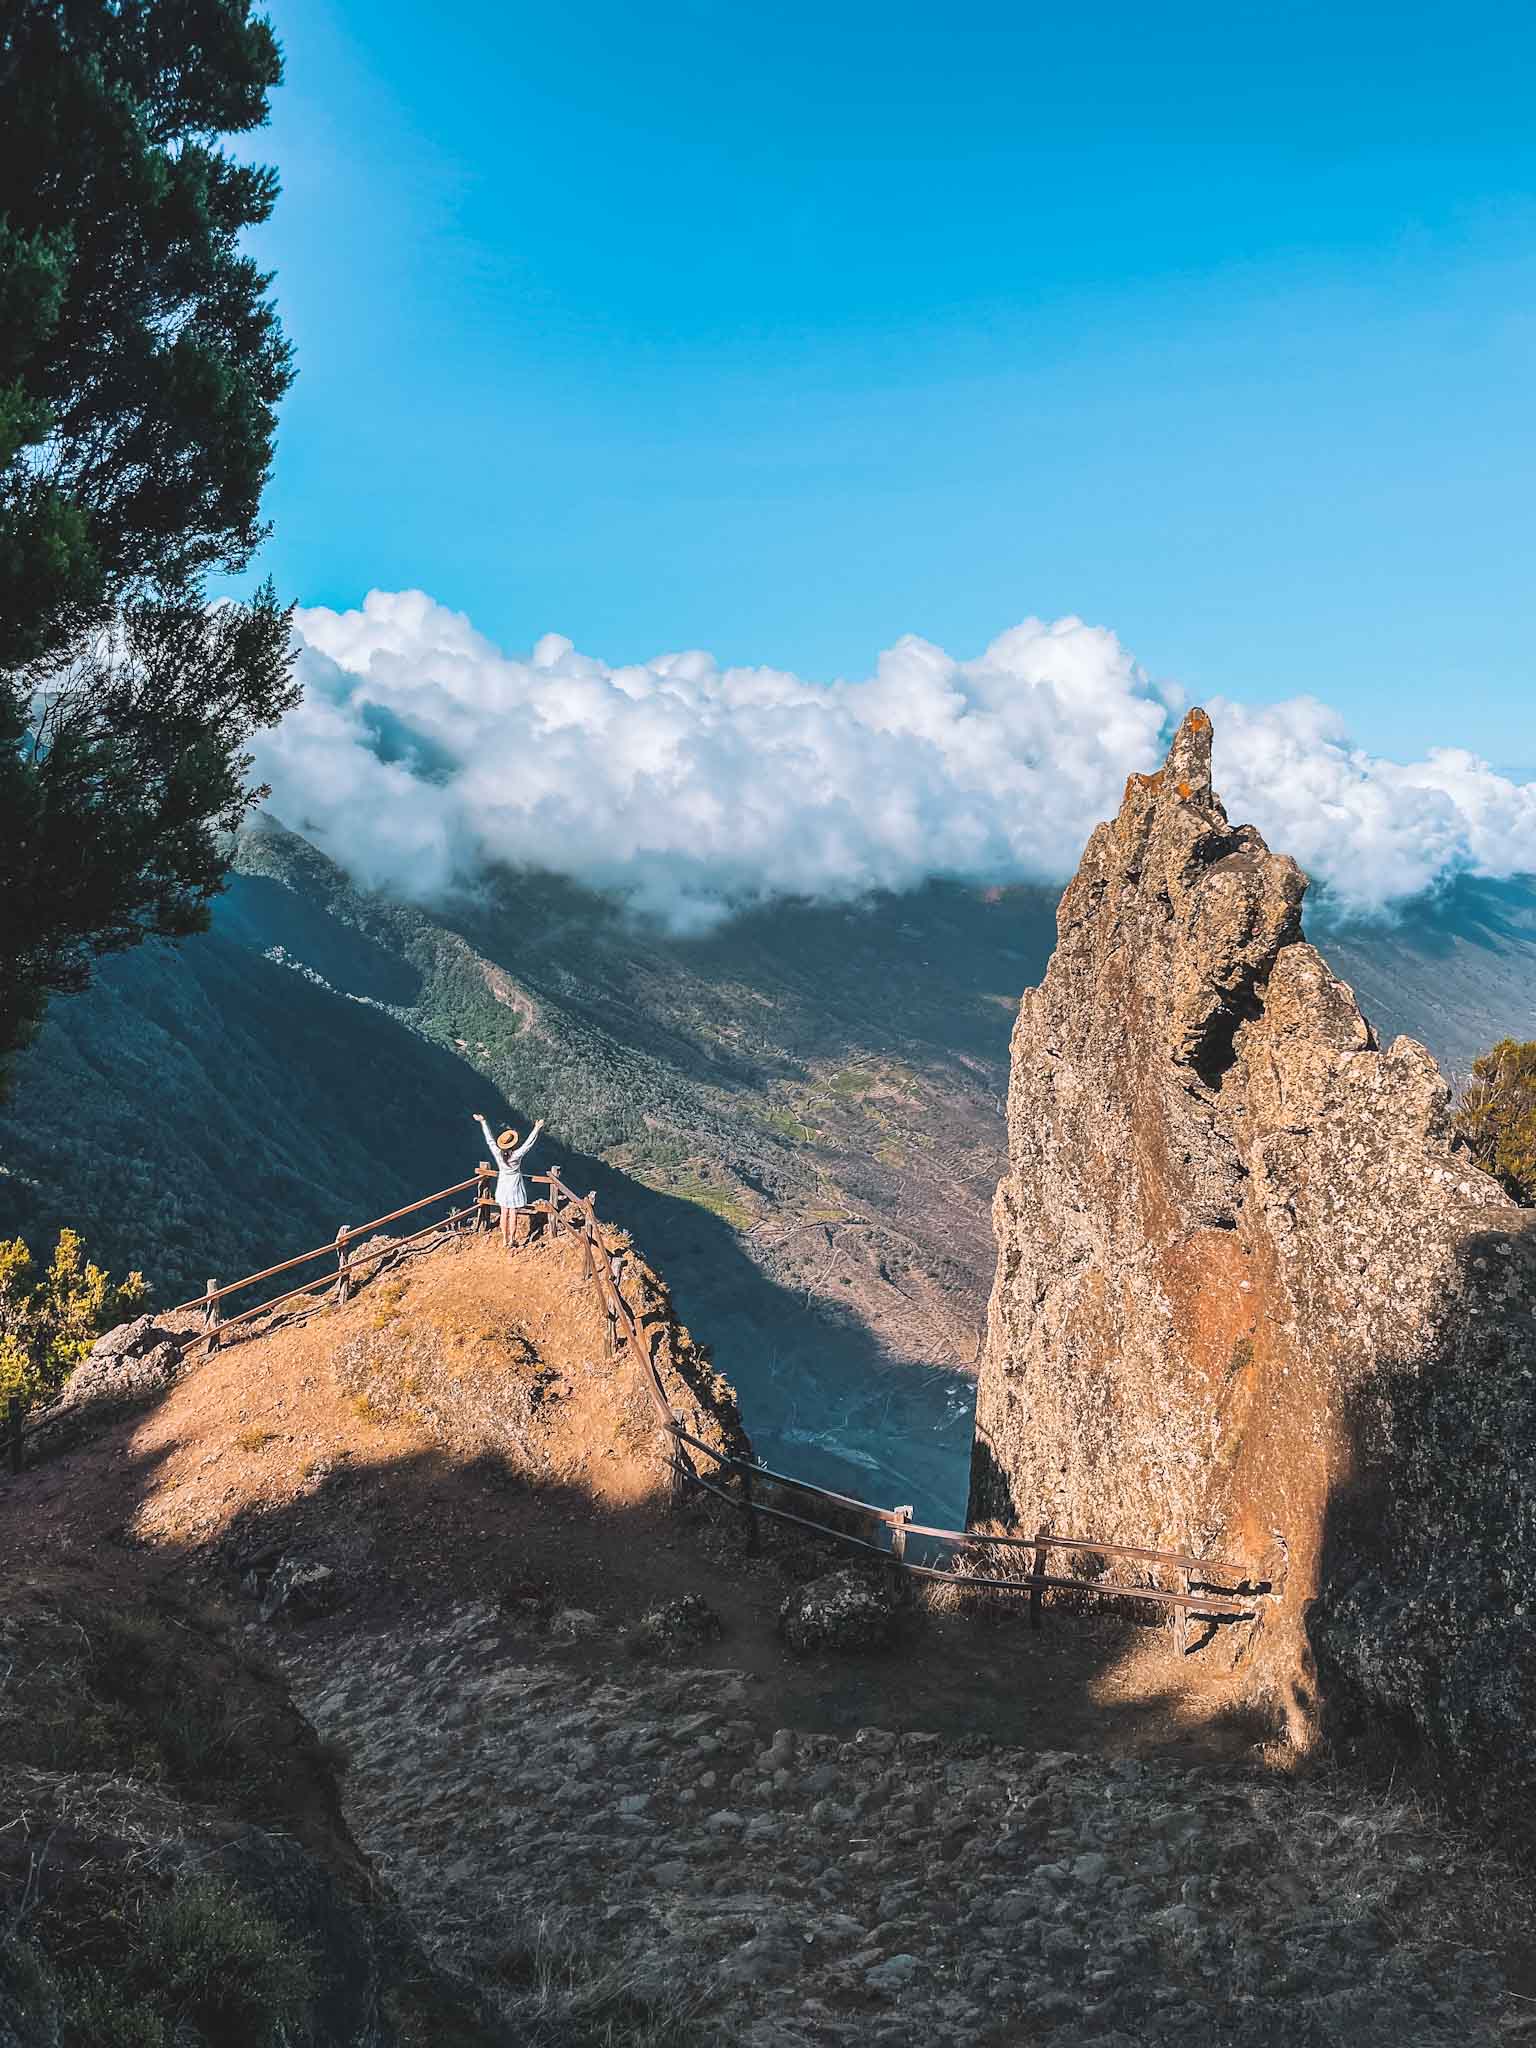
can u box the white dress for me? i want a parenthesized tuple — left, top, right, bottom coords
(476, 1115, 543, 1209)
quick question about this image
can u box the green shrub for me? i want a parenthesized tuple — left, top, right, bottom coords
(1454, 1038, 1536, 1204)
(760, 1106, 817, 1144)
(19, 1604, 256, 1798)
(58, 1973, 169, 2048)
(5, 1882, 312, 2048)
(0, 1225, 146, 1446)
(118, 1882, 311, 2046)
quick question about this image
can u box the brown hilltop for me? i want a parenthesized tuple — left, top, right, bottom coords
(5, 1220, 1231, 1755)
(970, 707, 1536, 1813)
(3, 1226, 747, 1608)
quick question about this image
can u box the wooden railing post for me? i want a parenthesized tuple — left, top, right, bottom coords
(1030, 1529, 1049, 1631)
(741, 1462, 761, 1554)
(1174, 1566, 1192, 1656)
(890, 1503, 913, 1603)
(161, 1176, 484, 1320)
(334, 1225, 352, 1304)
(1260, 1531, 1289, 1608)
(547, 1170, 562, 1238)
(665, 1420, 688, 1506)
(602, 1238, 620, 1353)
(203, 1279, 222, 1355)
(476, 1163, 496, 1232)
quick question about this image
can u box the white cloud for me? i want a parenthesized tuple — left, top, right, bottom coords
(251, 589, 1536, 925)
(1211, 697, 1536, 914)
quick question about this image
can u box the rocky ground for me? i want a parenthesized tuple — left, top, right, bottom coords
(0, 1568, 499, 2048)
(8, 1228, 1535, 2045)
(283, 1602, 1534, 2048)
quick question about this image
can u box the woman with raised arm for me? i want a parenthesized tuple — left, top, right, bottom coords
(473, 1112, 546, 1251)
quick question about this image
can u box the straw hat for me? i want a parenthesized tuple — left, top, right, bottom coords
(498, 1129, 519, 1151)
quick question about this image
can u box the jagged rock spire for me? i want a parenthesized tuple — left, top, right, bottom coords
(970, 713, 1536, 1817)
(1162, 703, 1214, 797)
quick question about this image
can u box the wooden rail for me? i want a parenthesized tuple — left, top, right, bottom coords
(14, 1159, 1273, 1630)
(203, 1199, 483, 1342)
(8, 1174, 492, 1456)
(164, 1176, 484, 1316)
(536, 1168, 1268, 1628)
(664, 1425, 1257, 1617)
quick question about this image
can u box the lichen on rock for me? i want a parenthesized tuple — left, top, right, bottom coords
(969, 708, 1536, 1822)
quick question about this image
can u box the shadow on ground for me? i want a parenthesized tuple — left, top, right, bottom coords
(1306, 1223, 1536, 1859)
(1, 1346, 1270, 1771)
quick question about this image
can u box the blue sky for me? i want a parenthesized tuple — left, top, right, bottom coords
(245, 0, 1536, 770)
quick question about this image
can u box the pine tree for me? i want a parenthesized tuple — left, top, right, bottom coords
(0, 0, 299, 1091)
(1454, 1038, 1536, 1205)
(0, 1227, 147, 1465)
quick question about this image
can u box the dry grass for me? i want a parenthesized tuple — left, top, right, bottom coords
(1254, 1772, 1536, 2001)
(0, 1569, 368, 1935)
(915, 1537, 1042, 1618)
(469, 1910, 719, 2047)
(915, 1538, 1177, 1632)
(0, 1571, 496, 2047)
(0, 1229, 743, 1651)
(325, 1235, 673, 1503)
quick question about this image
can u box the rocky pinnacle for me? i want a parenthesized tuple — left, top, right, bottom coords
(969, 708, 1536, 1812)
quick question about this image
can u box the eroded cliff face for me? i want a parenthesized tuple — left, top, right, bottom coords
(970, 710, 1536, 1798)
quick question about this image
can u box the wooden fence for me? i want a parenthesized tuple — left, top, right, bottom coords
(163, 1173, 492, 1342)
(7, 1172, 495, 1463)
(537, 1169, 1273, 1637)
(17, 1163, 1277, 1635)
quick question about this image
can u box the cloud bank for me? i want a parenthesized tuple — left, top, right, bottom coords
(251, 589, 1536, 926)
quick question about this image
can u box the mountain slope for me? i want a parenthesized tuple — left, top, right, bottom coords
(1320, 874, 1536, 1075)
(1, 823, 1047, 1513)
(3, 816, 1534, 1519)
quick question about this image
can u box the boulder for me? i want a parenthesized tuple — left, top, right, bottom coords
(25, 1319, 185, 1457)
(629, 1592, 724, 1658)
(969, 708, 1536, 1818)
(550, 1606, 602, 1641)
(779, 1568, 898, 1655)
(258, 1557, 342, 1625)
(53, 1317, 183, 1411)
(88, 1313, 180, 1364)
